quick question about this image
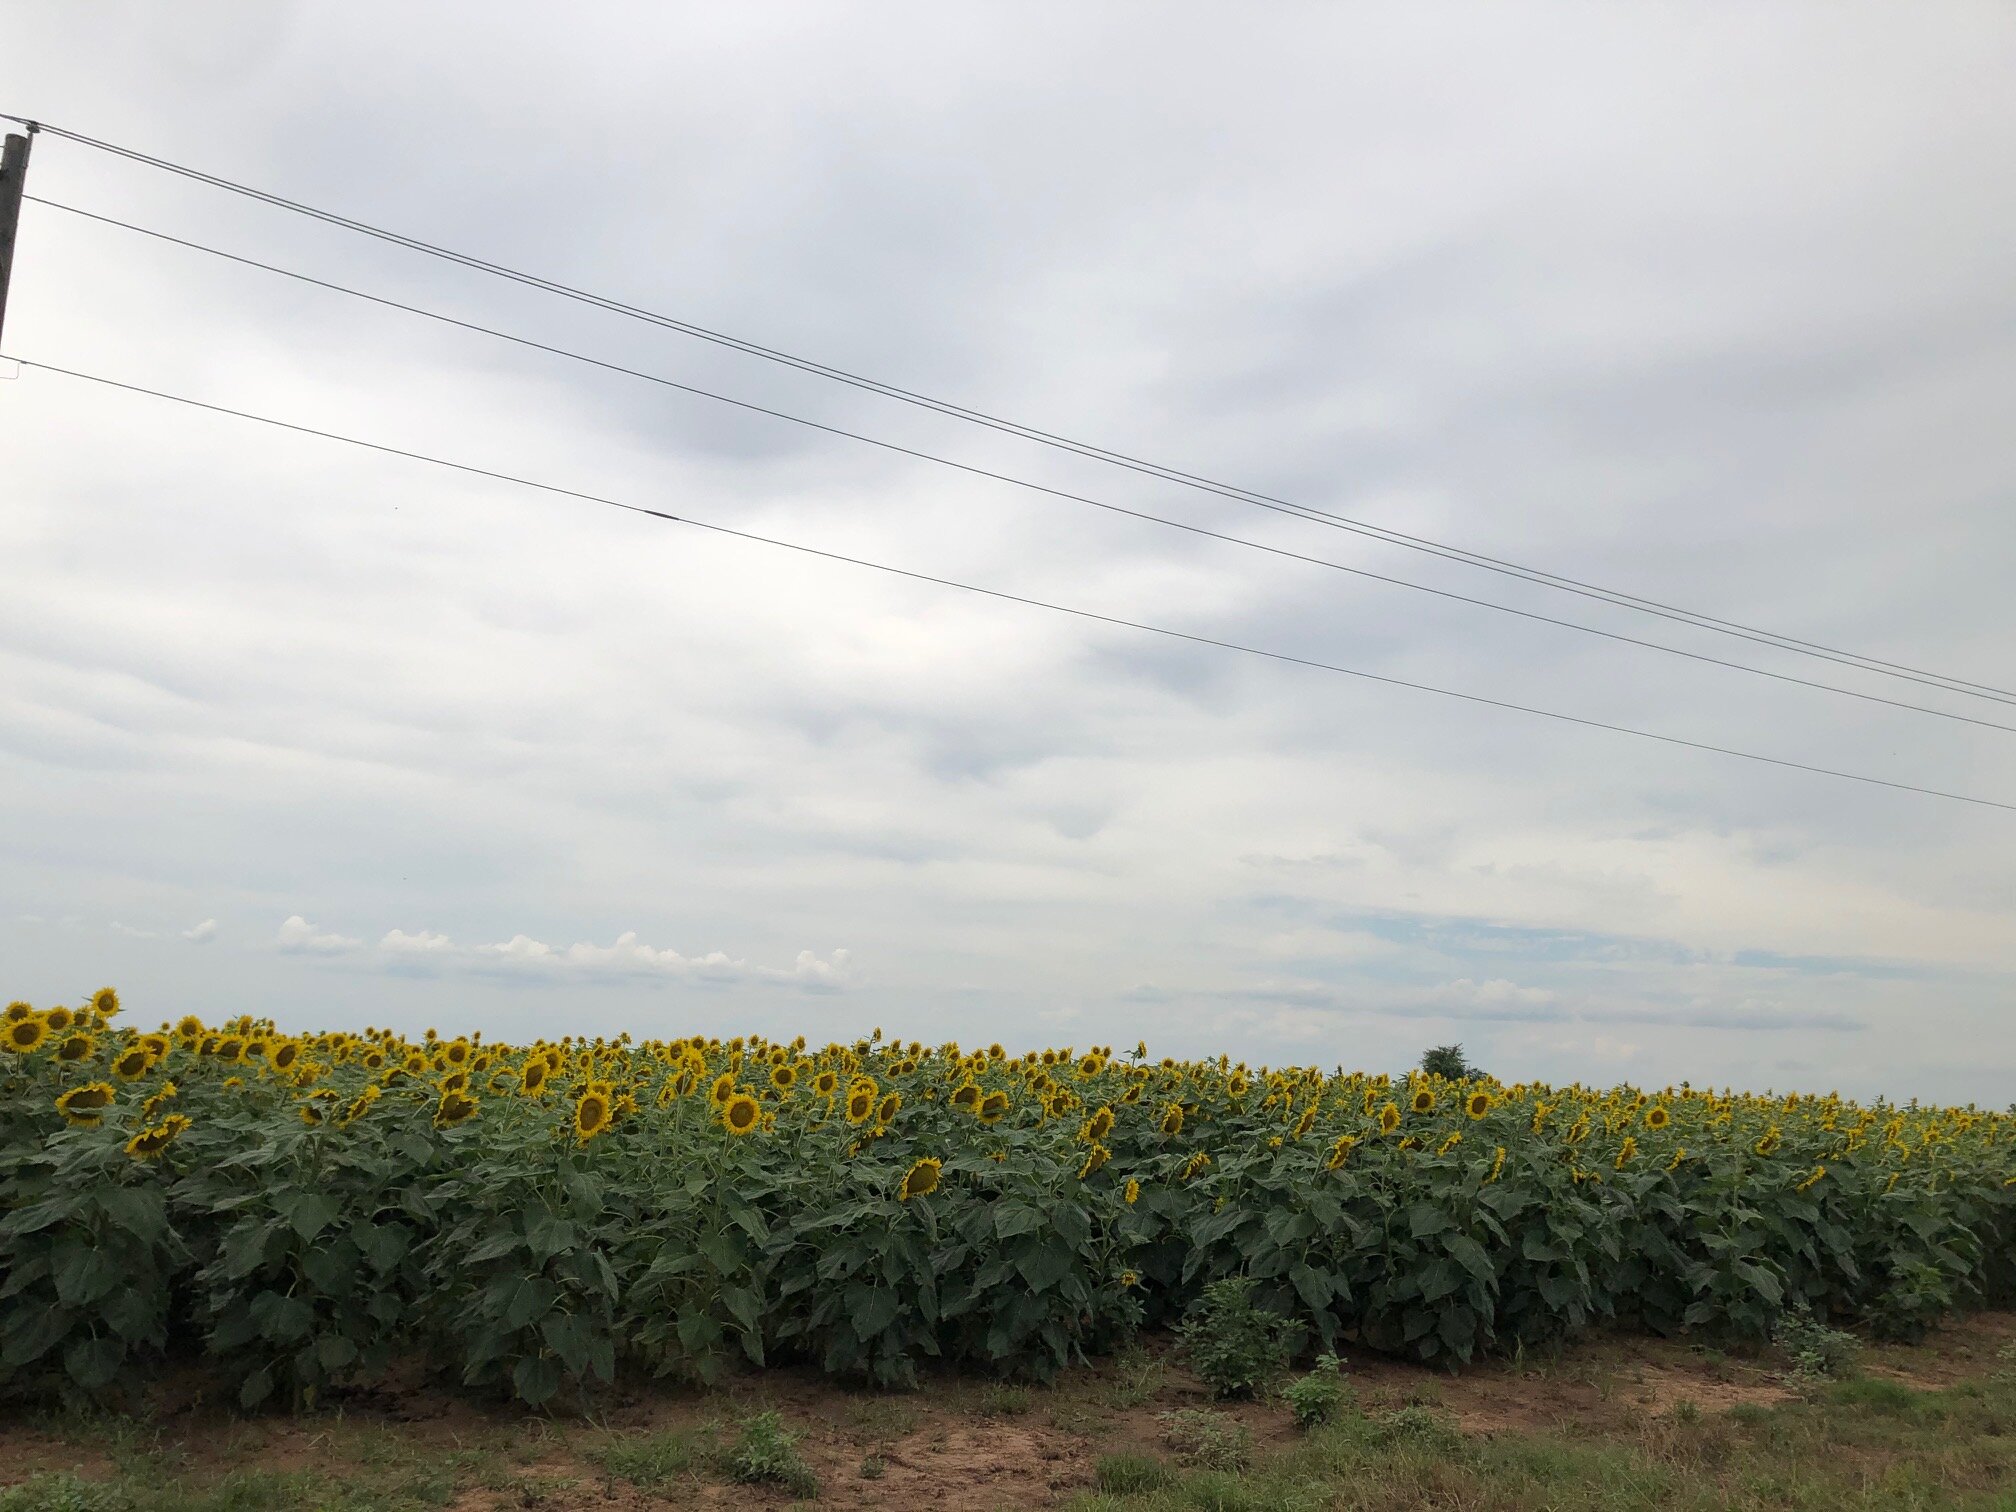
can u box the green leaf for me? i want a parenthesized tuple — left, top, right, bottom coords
(513, 1353, 562, 1406)
(847, 1285, 903, 1341)
(1407, 1205, 1452, 1239)
(282, 1193, 341, 1245)
(64, 1334, 123, 1392)
(1016, 1244, 1072, 1294)
(993, 1202, 1046, 1239)
(239, 1366, 276, 1409)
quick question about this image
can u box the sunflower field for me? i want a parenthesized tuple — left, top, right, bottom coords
(3, 991, 2012, 1410)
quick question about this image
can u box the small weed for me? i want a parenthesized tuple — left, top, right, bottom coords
(858, 1454, 885, 1480)
(1370, 1404, 1462, 1453)
(844, 1397, 918, 1440)
(1157, 1408, 1253, 1471)
(1094, 1453, 1177, 1493)
(1177, 1277, 1293, 1399)
(1671, 1398, 1701, 1424)
(726, 1411, 819, 1499)
(974, 1383, 1033, 1416)
(587, 1428, 695, 1488)
(0, 1474, 132, 1512)
(1774, 1300, 1860, 1384)
(1095, 1345, 1169, 1409)
(1282, 1352, 1349, 1429)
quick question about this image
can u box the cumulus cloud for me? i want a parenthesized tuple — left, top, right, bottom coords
(276, 916, 364, 954)
(183, 919, 219, 943)
(368, 925, 852, 989)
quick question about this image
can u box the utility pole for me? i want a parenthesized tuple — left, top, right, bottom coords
(0, 124, 35, 352)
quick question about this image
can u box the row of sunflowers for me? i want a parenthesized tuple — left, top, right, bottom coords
(3, 990, 2012, 1407)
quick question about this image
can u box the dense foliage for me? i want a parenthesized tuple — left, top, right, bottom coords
(3, 990, 2012, 1410)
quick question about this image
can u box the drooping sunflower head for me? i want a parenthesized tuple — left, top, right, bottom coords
(270, 1041, 300, 1073)
(722, 1092, 761, 1135)
(1293, 1106, 1318, 1138)
(876, 1092, 902, 1126)
(124, 1113, 190, 1161)
(1124, 1177, 1141, 1205)
(574, 1090, 612, 1142)
(1466, 1090, 1494, 1120)
(1379, 1102, 1403, 1134)
(55, 1082, 116, 1127)
(520, 1058, 549, 1096)
(977, 1089, 1011, 1125)
(1087, 1106, 1116, 1142)
(142, 1082, 178, 1119)
(3, 1014, 49, 1054)
(898, 1156, 942, 1201)
(1159, 1103, 1185, 1138)
(1324, 1134, 1358, 1171)
(435, 1089, 480, 1127)
(950, 1082, 981, 1112)
(55, 1033, 96, 1064)
(1411, 1087, 1436, 1115)
(1078, 1143, 1111, 1179)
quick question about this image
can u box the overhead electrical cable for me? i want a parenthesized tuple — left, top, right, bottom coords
(4, 353, 2010, 815)
(6, 111, 2010, 708)
(24, 195, 2016, 737)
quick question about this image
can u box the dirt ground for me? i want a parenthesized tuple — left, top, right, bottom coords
(5, 1311, 2013, 1509)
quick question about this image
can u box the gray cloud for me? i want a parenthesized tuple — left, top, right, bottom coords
(2, 3, 2013, 1101)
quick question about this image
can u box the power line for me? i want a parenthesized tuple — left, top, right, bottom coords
(5, 352, 2010, 815)
(7, 111, 2010, 709)
(25, 194, 2016, 738)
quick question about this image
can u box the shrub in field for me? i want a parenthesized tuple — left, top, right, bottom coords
(3, 992, 2014, 1410)
(1773, 1299, 1860, 1383)
(1282, 1351, 1348, 1428)
(726, 1411, 818, 1498)
(1179, 1277, 1293, 1398)
(1158, 1408, 1253, 1470)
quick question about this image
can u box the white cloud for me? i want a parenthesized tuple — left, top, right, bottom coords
(276, 915, 363, 954)
(110, 921, 160, 940)
(380, 928, 455, 953)
(183, 918, 218, 943)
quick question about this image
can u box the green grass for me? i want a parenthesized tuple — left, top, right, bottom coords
(1063, 1372, 2016, 1512)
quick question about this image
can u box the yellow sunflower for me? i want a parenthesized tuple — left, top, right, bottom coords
(142, 1082, 179, 1119)
(898, 1157, 942, 1201)
(44, 1007, 74, 1033)
(1378, 1102, 1402, 1134)
(1644, 1105, 1671, 1130)
(110, 1046, 154, 1081)
(574, 1089, 613, 1143)
(1124, 1177, 1141, 1205)
(977, 1089, 1011, 1125)
(770, 1063, 797, 1093)
(435, 1089, 480, 1127)
(1410, 1087, 1436, 1115)
(813, 1069, 840, 1098)
(1159, 1103, 1185, 1137)
(3, 1014, 49, 1054)
(175, 1015, 205, 1040)
(722, 1092, 762, 1135)
(950, 1083, 981, 1113)
(55, 1082, 116, 1127)
(1078, 1143, 1111, 1179)
(55, 1033, 96, 1064)
(124, 1113, 190, 1160)
(846, 1086, 876, 1124)
(1465, 1090, 1493, 1120)
(1293, 1106, 1318, 1138)
(1324, 1135, 1357, 1171)
(89, 988, 120, 1018)
(270, 1041, 301, 1073)
(3, 1000, 32, 1022)
(709, 1071, 737, 1107)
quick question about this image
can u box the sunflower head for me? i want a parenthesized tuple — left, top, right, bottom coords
(1324, 1134, 1358, 1171)
(44, 1006, 74, 1033)
(846, 1086, 876, 1123)
(574, 1090, 612, 1142)
(770, 1063, 797, 1093)
(55, 1033, 96, 1064)
(876, 1092, 902, 1125)
(124, 1113, 190, 1160)
(1379, 1102, 1403, 1134)
(709, 1071, 737, 1106)
(1124, 1177, 1141, 1205)
(1645, 1105, 1671, 1130)
(175, 1015, 205, 1040)
(1078, 1143, 1111, 1179)
(55, 1082, 116, 1127)
(722, 1092, 762, 1135)
(3, 1001, 32, 1022)
(1159, 1103, 1185, 1137)
(950, 1082, 981, 1112)
(1085, 1105, 1115, 1142)
(109, 1046, 154, 1081)
(1465, 1090, 1493, 1120)
(3, 1014, 49, 1054)
(898, 1157, 942, 1201)
(90, 988, 120, 1018)
(813, 1069, 840, 1097)
(435, 1089, 480, 1127)
(1411, 1087, 1436, 1115)
(977, 1089, 1011, 1125)
(1293, 1106, 1318, 1138)
(271, 1041, 300, 1072)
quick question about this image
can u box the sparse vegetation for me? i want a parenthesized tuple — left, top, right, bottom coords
(1177, 1278, 1294, 1399)
(1282, 1352, 1349, 1428)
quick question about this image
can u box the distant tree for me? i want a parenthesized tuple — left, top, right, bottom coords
(1419, 1044, 1475, 1081)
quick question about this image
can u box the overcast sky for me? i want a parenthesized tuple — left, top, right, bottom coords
(3, 4, 2013, 1102)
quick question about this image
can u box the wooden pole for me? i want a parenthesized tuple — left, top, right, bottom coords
(0, 127, 35, 352)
